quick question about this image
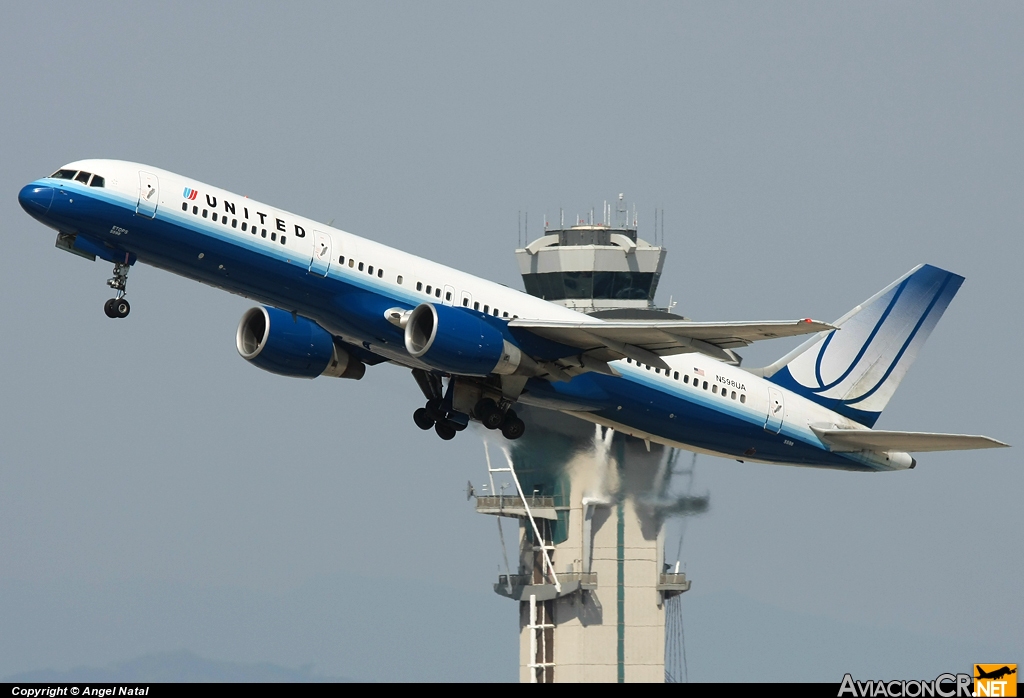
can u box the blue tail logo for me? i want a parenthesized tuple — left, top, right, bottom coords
(767, 264, 964, 427)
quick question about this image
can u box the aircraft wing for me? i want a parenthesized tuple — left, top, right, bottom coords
(811, 427, 1010, 453)
(509, 318, 836, 368)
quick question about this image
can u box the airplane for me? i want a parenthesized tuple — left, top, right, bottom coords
(975, 666, 1016, 681)
(17, 160, 1008, 470)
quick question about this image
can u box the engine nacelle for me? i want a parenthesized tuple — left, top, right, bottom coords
(236, 306, 365, 380)
(404, 303, 523, 376)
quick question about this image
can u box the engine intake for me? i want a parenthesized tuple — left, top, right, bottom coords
(236, 306, 365, 380)
(404, 303, 523, 376)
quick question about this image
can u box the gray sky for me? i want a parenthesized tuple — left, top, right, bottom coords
(1, 1, 1020, 682)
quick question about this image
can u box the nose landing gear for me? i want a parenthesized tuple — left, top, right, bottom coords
(103, 261, 131, 319)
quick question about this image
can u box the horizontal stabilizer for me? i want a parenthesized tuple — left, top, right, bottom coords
(810, 426, 1009, 453)
(510, 318, 835, 367)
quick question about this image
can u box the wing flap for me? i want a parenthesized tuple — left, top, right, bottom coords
(811, 427, 1009, 453)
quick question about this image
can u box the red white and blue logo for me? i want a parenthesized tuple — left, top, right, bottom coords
(183, 187, 198, 200)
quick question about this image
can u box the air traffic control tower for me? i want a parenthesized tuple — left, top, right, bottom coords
(473, 197, 705, 683)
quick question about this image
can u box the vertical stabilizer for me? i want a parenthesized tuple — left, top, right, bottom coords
(763, 264, 964, 427)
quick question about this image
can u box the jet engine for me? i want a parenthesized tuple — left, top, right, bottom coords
(236, 306, 365, 379)
(404, 303, 524, 376)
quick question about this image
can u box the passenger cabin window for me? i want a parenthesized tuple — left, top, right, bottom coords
(434, 288, 441, 298)
(212, 213, 218, 222)
(202, 209, 208, 218)
(368, 265, 374, 275)
(740, 394, 746, 404)
(474, 302, 480, 310)
(425, 285, 432, 294)
(348, 259, 354, 267)
(483, 305, 489, 313)
(358, 262, 364, 271)
(398, 275, 403, 284)
(674, 371, 679, 380)
(181, 202, 188, 211)
(445, 291, 452, 301)
(417, 282, 423, 291)
(339, 255, 345, 264)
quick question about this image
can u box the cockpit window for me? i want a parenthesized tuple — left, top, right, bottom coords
(49, 169, 105, 187)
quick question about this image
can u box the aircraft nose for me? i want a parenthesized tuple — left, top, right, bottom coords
(19, 183, 54, 216)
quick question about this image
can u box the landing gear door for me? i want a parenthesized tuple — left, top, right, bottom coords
(765, 386, 785, 434)
(136, 171, 159, 218)
(309, 230, 332, 277)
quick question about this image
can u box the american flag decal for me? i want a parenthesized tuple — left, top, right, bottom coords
(694, 367, 705, 376)
(183, 187, 198, 200)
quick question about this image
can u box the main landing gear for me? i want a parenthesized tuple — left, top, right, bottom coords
(409, 369, 526, 441)
(413, 398, 467, 441)
(103, 261, 131, 319)
(475, 398, 526, 441)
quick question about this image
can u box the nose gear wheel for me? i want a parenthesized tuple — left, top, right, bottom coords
(104, 261, 132, 319)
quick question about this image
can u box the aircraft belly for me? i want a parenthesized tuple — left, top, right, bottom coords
(535, 371, 874, 470)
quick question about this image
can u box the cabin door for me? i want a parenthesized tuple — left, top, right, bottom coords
(309, 230, 332, 277)
(136, 171, 159, 218)
(764, 387, 785, 434)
